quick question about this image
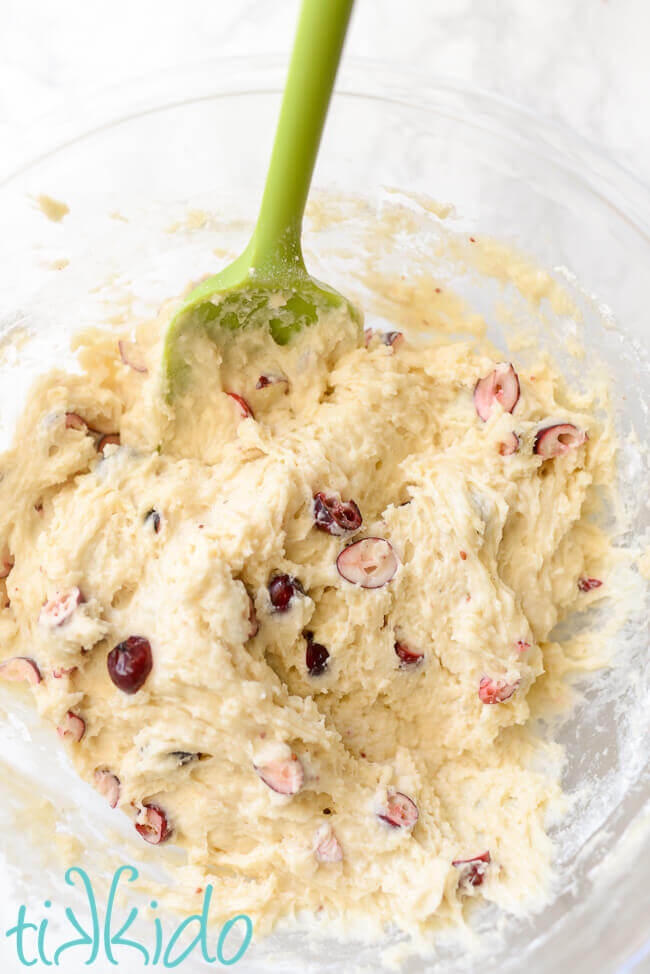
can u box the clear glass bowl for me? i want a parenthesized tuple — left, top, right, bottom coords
(0, 58, 648, 974)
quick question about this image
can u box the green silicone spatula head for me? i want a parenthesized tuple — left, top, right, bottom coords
(163, 0, 359, 398)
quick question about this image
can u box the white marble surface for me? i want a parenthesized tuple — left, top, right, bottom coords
(1, 0, 649, 184)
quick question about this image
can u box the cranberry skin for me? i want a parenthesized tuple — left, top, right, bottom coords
(578, 577, 602, 592)
(305, 633, 329, 676)
(268, 573, 304, 612)
(395, 641, 424, 667)
(452, 851, 491, 887)
(107, 636, 153, 694)
(313, 492, 362, 536)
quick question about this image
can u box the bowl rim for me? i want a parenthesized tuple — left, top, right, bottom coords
(2, 55, 649, 243)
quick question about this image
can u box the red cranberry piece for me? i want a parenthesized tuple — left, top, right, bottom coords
(0, 656, 42, 685)
(39, 587, 82, 627)
(65, 412, 89, 431)
(118, 339, 148, 373)
(226, 393, 254, 419)
(268, 573, 304, 612)
(474, 363, 520, 421)
(107, 636, 153, 694)
(314, 824, 343, 863)
(499, 432, 520, 456)
(256, 373, 288, 391)
(452, 851, 491, 888)
(53, 665, 77, 678)
(478, 676, 519, 704)
(336, 538, 398, 588)
(97, 433, 120, 453)
(382, 331, 403, 348)
(378, 792, 419, 829)
(395, 641, 424, 668)
(313, 492, 362, 537)
(145, 508, 161, 533)
(94, 769, 121, 808)
(578, 577, 603, 592)
(534, 423, 586, 458)
(305, 632, 329, 676)
(57, 711, 85, 743)
(254, 744, 304, 795)
(0, 546, 13, 579)
(135, 803, 172, 844)
(516, 640, 531, 653)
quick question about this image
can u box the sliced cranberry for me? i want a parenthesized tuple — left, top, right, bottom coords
(578, 577, 603, 592)
(227, 393, 254, 419)
(135, 803, 172, 844)
(378, 792, 419, 829)
(39, 587, 82, 627)
(57, 711, 85, 743)
(97, 434, 120, 453)
(53, 665, 77, 678)
(268, 573, 304, 612)
(305, 633, 329, 676)
(118, 339, 148, 373)
(452, 851, 491, 888)
(314, 825, 343, 863)
(364, 327, 375, 346)
(382, 331, 403, 348)
(534, 423, 586, 458)
(254, 746, 304, 796)
(474, 363, 520, 421)
(94, 770, 120, 808)
(478, 676, 519, 704)
(65, 412, 89, 431)
(256, 373, 288, 391)
(0, 656, 41, 685)
(144, 508, 161, 533)
(499, 432, 520, 456)
(313, 492, 362, 536)
(516, 640, 531, 653)
(395, 641, 424, 668)
(107, 636, 153, 694)
(336, 538, 398, 588)
(0, 546, 14, 579)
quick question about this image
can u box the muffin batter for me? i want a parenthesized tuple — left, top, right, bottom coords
(0, 300, 613, 938)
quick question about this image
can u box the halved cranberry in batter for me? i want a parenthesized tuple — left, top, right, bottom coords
(118, 339, 148, 373)
(314, 824, 343, 863)
(254, 748, 304, 795)
(39, 587, 83, 627)
(499, 432, 520, 456)
(0, 656, 41, 685)
(305, 632, 329, 676)
(135, 803, 172, 844)
(268, 573, 304, 612)
(534, 423, 586, 458)
(452, 851, 491, 888)
(65, 412, 89, 431)
(227, 393, 254, 419)
(57, 711, 85, 742)
(395, 641, 424, 668)
(336, 538, 398, 588)
(378, 792, 419, 829)
(97, 434, 120, 453)
(94, 770, 121, 808)
(474, 363, 520, 421)
(313, 492, 362, 536)
(256, 373, 288, 391)
(107, 636, 153, 694)
(478, 676, 519, 704)
(578, 577, 602, 592)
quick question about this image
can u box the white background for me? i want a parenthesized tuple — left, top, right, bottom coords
(1, 0, 650, 183)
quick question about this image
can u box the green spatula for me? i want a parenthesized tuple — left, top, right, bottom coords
(163, 0, 359, 398)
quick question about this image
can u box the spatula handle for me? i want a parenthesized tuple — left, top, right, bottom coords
(250, 0, 355, 274)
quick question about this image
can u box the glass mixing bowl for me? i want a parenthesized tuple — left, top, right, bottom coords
(0, 58, 648, 974)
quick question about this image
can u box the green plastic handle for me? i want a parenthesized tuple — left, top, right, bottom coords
(249, 0, 355, 275)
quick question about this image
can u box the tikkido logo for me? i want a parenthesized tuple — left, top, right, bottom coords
(5, 866, 252, 967)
